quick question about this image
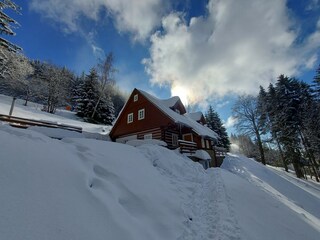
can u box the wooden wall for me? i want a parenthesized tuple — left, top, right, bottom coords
(110, 89, 174, 140)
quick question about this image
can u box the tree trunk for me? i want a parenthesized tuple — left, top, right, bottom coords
(91, 96, 101, 119)
(275, 134, 288, 172)
(299, 131, 319, 182)
(254, 126, 266, 165)
(290, 149, 304, 178)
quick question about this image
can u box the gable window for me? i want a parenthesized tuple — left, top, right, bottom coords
(134, 94, 138, 102)
(127, 113, 133, 123)
(138, 108, 145, 120)
(172, 133, 178, 147)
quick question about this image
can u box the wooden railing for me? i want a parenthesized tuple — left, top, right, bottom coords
(0, 114, 82, 133)
(178, 140, 197, 154)
(213, 146, 228, 157)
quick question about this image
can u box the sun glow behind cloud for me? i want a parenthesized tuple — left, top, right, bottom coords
(29, 0, 320, 108)
(171, 85, 190, 106)
(144, 0, 320, 105)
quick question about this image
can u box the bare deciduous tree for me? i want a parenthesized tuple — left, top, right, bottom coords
(233, 95, 266, 165)
(91, 52, 116, 119)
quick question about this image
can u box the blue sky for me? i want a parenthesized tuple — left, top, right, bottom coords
(6, 0, 320, 133)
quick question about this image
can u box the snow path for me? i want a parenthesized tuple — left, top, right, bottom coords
(176, 169, 242, 240)
(205, 169, 242, 240)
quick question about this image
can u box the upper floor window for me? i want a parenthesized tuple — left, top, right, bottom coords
(138, 108, 145, 120)
(127, 113, 133, 123)
(134, 94, 138, 102)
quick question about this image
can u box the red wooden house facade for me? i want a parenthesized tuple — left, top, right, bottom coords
(109, 89, 218, 150)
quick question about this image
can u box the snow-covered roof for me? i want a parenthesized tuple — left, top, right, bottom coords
(138, 90, 218, 140)
(161, 96, 180, 108)
(184, 112, 204, 122)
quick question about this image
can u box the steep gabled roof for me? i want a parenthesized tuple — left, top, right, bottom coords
(138, 89, 218, 140)
(184, 112, 204, 122)
(161, 96, 180, 108)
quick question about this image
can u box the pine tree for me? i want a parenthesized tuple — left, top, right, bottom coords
(313, 64, 320, 99)
(264, 84, 288, 172)
(0, 0, 21, 52)
(76, 68, 99, 121)
(205, 105, 231, 150)
(94, 93, 115, 125)
(70, 73, 85, 110)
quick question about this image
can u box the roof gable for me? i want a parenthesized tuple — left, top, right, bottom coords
(138, 90, 218, 140)
(185, 112, 206, 125)
(109, 89, 174, 138)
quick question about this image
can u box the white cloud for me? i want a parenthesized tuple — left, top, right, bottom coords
(143, 0, 320, 104)
(216, 100, 230, 109)
(224, 116, 238, 129)
(29, 0, 169, 41)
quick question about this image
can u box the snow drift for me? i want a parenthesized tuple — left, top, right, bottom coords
(1, 123, 320, 240)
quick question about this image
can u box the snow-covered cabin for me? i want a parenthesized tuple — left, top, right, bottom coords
(109, 89, 218, 150)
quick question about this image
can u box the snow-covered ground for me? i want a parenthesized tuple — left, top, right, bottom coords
(1, 94, 320, 239)
(0, 94, 112, 134)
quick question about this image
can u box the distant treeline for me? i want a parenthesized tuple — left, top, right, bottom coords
(232, 67, 320, 181)
(0, 48, 126, 125)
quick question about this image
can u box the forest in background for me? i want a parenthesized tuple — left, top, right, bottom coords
(231, 69, 320, 181)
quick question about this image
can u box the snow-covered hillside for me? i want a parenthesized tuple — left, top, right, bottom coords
(0, 94, 111, 134)
(0, 94, 319, 239)
(1, 122, 320, 240)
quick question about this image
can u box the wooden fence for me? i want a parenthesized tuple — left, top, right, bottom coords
(0, 114, 82, 133)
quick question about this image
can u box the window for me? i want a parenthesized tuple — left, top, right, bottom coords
(138, 108, 145, 120)
(206, 140, 210, 149)
(201, 138, 205, 148)
(134, 94, 138, 102)
(144, 134, 152, 139)
(183, 133, 193, 142)
(127, 113, 133, 123)
(172, 133, 178, 147)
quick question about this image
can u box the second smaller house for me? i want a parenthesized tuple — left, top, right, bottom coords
(109, 89, 218, 151)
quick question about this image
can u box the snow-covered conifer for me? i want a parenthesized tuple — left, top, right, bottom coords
(205, 106, 230, 150)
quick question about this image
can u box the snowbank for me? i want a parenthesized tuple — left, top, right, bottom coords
(1, 123, 320, 240)
(0, 94, 112, 134)
(126, 139, 167, 147)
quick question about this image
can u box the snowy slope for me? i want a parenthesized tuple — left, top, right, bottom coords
(0, 94, 111, 134)
(220, 155, 320, 240)
(0, 124, 188, 240)
(0, 121, 320, 239)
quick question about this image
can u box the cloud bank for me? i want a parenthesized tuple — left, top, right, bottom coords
(30, 0, 320, 105)
(143, 0, 320, 104)
(30, 0, 169, 41)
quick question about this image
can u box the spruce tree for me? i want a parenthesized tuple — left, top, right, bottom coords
(76, 68, 99, 121)
(313, 64, 320, 100)
(205, 105, 231, 150)
(0, 0, 21, 52)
